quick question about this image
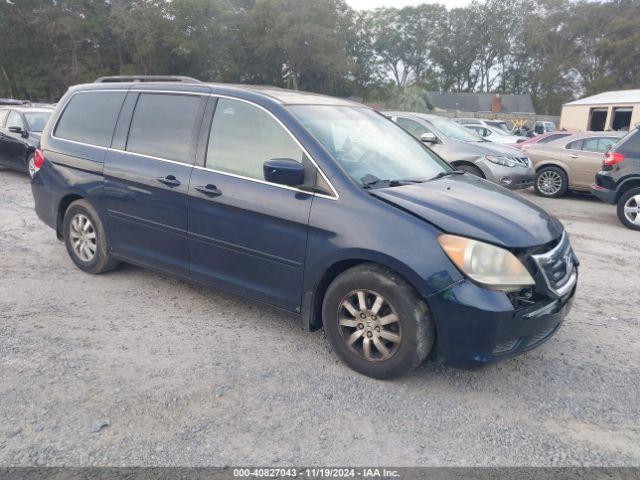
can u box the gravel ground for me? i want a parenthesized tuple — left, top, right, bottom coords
(0, 168, 639, 467)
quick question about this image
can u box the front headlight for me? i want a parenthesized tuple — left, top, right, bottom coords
(486, 155, 517, 168)
(438, 234, 535, 291)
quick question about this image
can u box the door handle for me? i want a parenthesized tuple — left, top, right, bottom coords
(156, 175, 181, 187)
(195, 184, 222, 197)
(568, 154, 579, 159)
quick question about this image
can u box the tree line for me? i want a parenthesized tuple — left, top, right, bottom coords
(0, 0, 638, 115)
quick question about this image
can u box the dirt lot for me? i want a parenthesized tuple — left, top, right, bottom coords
(0, 168, 639, 467)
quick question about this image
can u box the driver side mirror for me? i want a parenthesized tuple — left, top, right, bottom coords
(8, 126, 27, 138)
(263, 158, 305, 186)
(420, 132, 438, 144)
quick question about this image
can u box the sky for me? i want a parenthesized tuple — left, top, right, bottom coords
(346, 0, 473, 9)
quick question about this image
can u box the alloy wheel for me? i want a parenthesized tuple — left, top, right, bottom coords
(537, 170, 563, 196)
(69, 213, 97, 262)
(623, 194, 640, 225)
(337, 289, 401, 361)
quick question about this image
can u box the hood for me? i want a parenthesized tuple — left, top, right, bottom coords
(449, 138, 527, 157)
(372, 174, 563, 249)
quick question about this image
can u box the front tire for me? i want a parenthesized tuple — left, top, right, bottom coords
(63, 199, 119, 274)
(617, 187, 640, 231)
(322, 263, 435, 379)
(535, 166, 568, 198)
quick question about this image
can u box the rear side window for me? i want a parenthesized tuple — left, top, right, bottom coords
(55, 92, 126, 147)
(615, 130, 640, 156)
(206, 98, 303, 180)
(126, 93, 201, 164)
(582, 137, 618, 153)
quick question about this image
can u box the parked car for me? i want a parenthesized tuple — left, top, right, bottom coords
(384, 111, 535, 190)
(528, 131, 625, 198)
(513, 131, 575, 152)
(462, 123, 528, 145)
(534, 121, 556, 135)
(0, 105, 53, 177)
(453, 117, 511, 133)
(591, 125, 640, 230)
(32, 76, 577, 379)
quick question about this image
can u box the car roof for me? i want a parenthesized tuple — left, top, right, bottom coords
(542, 131, 626, 147)
(0, 106, 54, 113)
(69, 81, 362, 107)
(382, 111, 444, 122)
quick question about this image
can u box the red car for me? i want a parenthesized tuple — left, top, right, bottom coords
(512, 131, 575, 152)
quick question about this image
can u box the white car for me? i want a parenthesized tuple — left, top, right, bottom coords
(462, 124, 527, 145)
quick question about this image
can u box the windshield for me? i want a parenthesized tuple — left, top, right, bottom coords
(288, 106, 449, 186)
(487, 121, 510, 133)
(428, 117, 485, 142)
(24, 112, 51, 132)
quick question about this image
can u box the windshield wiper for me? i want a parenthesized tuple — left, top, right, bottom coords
(428, 170, 465, 181)
(361, 175, 426, 190)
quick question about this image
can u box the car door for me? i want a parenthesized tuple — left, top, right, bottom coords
(103, 91, 206, 276)
(570, 137, 617, 188)
(0, 110, 28, 170)
(0, 109, 9, 165)
(188, 97, 315, 312)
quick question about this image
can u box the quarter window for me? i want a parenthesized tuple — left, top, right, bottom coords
(566, 140, 583, 150)
(6, 111, 24, 130)
(206, 98, 303, 180)
(617, 130, 640, 156)
(126, 93, 202, 164)
(55, 92, 126, 147)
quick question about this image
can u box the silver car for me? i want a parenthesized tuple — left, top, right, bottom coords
(384, 112, 536, 190)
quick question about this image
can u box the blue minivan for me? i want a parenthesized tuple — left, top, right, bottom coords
(31, 76, 578, 378)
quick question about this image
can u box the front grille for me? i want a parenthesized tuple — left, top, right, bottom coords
(531, 233, 577, 297)
(492, 325, 558, 355)
(521, 326, 557, 349)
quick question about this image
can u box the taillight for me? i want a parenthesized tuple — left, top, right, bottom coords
(33, 149, 45, 172)
(603, 151, 624, 167)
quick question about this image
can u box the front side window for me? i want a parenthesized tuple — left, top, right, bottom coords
(395, 117, 429, 139)
(0, 109, 8, 127)
(55, 92, 126, 147)
(127, 93, 202, 164)
(206, 98, 303, 180)
(6, 111, 24, 130)
(288, 105, 449, 186)
(24, 112, 52, 132)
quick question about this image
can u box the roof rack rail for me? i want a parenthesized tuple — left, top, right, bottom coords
(94, 75, 201, 84)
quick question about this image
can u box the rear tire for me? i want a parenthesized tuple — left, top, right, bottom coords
(63, 199, 119, 274)
(617, 187, 640, 231)
(26, 153, 36, 178)
(535, 166, 568, 198)
(322, 263, 435, 379)
(455, 163, 484, 178)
